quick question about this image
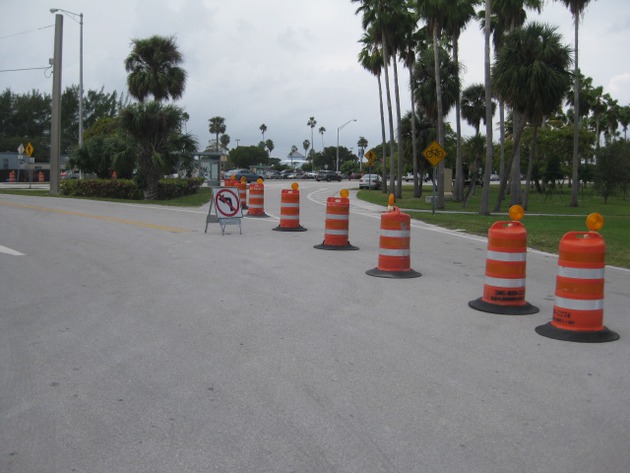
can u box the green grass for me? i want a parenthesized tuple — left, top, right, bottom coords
(357, 185, 630, 269)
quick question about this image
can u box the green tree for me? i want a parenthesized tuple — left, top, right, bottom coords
(124, 35, 186, 103)
(220, 134, 231, 152)
(594, 141, 630, 203)
(265, 139, 275, 156)
(555, 0, 593, 207)
(208, 116, 226, 152)
(121, 35, 196, 198)
(491, 22, 572, 206)
(259, 123, 267, 141)
(229, 145, 269, 169)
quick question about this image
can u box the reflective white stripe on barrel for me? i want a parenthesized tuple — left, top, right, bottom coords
(281, 215, 300, 220)
(558, 266, 605, 279)
(486, 250, 526, 262)
(380, 248, 410, 257)
(484, 276, 526, 288)
(380, 229, 410, 238)
(325, 229, 349, 236)
(327, 214, 349, 220)
(554, 296, 604, 311)
(282, 203, 299, 208)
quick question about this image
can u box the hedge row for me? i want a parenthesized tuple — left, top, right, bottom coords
(60, 177, 205, 200)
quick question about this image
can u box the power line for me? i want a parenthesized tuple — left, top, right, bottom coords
(0, 67, 51, 73)
(0, 24, 53, 40)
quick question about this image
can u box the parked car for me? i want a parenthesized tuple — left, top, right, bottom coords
(224, 169, 263, 183)
(358, 174, 382, 189)
(264, 170, 282, 179)
(315, 170, 342, 182)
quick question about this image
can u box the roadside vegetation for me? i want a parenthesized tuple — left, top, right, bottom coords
(358, 184, 630, 269)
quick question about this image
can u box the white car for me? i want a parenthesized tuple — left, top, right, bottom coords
(358, 174, 382, 189)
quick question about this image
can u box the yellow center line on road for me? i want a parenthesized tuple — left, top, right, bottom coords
(0, 201, 191, 233)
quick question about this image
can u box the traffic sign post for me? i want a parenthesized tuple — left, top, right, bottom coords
(205, 187, 243, 235)
(422, 141, 447, 215)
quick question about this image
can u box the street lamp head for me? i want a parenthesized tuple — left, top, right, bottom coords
(50, 8, 59, 13)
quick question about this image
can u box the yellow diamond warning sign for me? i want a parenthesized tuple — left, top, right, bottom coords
(25, 142, 34, 157)
(422, 141, 447, 167)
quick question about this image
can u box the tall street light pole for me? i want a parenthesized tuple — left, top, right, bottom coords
(336, 119, 357, 172)
(50, 8, 83, 147)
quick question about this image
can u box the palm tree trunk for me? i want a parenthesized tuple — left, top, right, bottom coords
(433, 24, 445, 210)
(509, 110, 525, 205)
(393, 56, 403, 199)
(378, 72, 388, 194)
(382, 33, 396, 198)
(453, 36, 464, 202)
(480, 0, 493, 216)
(523, 124, 539, 210)
(570, 15, 580, 207)
(410, 70, 420, 198)
(493, 101, 508, 212)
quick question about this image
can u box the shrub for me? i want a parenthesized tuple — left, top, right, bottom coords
(60, 179, 143, 200)
(156, 177, 205, 200)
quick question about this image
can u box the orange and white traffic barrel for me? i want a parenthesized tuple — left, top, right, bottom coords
(273, 182, 307, 232)
(536, 213, 619, 342)
(366, 195, 420, 278)
(247, 179, 269, 217)
(469, 206, 538, 315)
(9, 170, 15, 183)
(314, 189, 358, 250)
(237, 177, 248, 210)
(38, 171, 45, 182)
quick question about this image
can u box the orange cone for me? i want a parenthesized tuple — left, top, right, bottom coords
(469, 206, 538, 315)
(536, 213, 619, 343)
(9, 170, 15, 183)
(314, 189, 358, 250)
(38, 171, 45, 182)
(366, 195, 420, 278)
(273, 182, 306, 232)
(247, 179, 269, 217)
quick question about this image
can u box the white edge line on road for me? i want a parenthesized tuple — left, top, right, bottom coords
(0, 244, 24, 256)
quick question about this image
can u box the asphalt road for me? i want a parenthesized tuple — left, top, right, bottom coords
(2, 181, 629, 473)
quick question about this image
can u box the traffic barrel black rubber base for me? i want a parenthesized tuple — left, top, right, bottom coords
(314, 241, 359, 251)
(273, 225, 307, 232)
(535, 322, 620, 343)
(245, 213, 270, 218)
(366, 268, 421, 279)
(468, 297, 539, 315)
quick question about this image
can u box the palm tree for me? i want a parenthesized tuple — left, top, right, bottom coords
(307, 117, 317, 165)
(415, 0, 458, 209)
(220, 134, 230, 152)
(208, 116, 226, 152)
(259, 123, 267, 141)
(492, 21, 572, 206)
(445, 0, 481, 201)
(319, 126, 326, 149)
(480, 0, 493, 215)
(302, 140, 310, 168)
(120, 102, 197, 199)
(357, 136, 369, 170)
(556, 0, 593, 207)
(122, 35, 194, 199)
(265, 139, 274, 156)
(461, 83, 493, 135)
(484, 0, 543, 211)
(124, 35, 186, 103)
(353, 0, 401, 196)
(358, 29, 388, 192)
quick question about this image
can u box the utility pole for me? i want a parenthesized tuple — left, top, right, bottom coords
(49, 14, 63, 195)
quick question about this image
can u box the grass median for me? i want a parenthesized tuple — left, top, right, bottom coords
(357, 184, 630, 269)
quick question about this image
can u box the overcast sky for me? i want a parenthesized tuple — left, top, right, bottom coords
(1, 0, 629, 160)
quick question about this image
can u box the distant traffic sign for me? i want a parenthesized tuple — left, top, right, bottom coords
(364, 149, 377, 167)
(422, 141, 447, 167)
(25, 142, 34, 157)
